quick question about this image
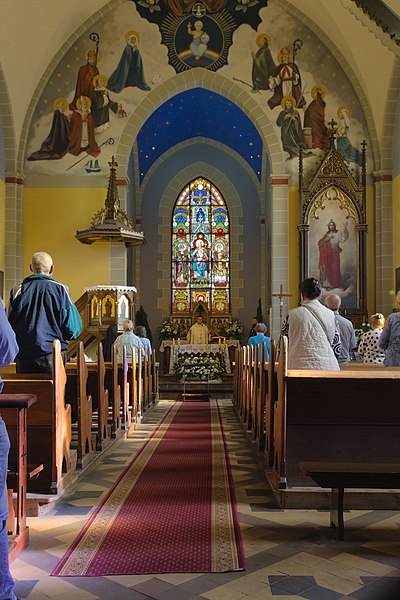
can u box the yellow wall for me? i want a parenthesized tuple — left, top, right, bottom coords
(365, 184, 375, 314)
(288, 186, 300, 309)
(24, 188, 111, 301)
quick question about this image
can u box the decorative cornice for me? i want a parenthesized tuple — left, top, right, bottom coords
(343, 0, 400, 56)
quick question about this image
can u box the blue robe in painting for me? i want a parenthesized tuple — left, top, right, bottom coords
(107, 45, 151, 93)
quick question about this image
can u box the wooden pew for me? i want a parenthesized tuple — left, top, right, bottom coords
(0, 393, 37, 561)
(67, 343, 94, 469)
(1, 340, 73, 495)
(107, 345, 122, 438)
(264, 338, 277, 466)
(151, 352, 159, 405)
(271, 335, 400, 507)
(88, 343, 111, 451)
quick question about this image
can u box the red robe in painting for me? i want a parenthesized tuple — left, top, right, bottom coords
(70, 63, 99, 110)
(68, 110, 100, 157)
(304, 92, 330, 150)
(318, 232, 343, 289)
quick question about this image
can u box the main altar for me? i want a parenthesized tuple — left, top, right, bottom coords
(160, 342, 237, 375)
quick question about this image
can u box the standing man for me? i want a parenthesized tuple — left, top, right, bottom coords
(8, 252, 82, 373)
(0, 300, 19, 600)
(187, 315, 209, 344)
(325, 293, 357, 366)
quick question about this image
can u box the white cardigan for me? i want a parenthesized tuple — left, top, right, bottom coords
(287, 299, 340, 370)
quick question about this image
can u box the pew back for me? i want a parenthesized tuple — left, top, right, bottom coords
(1, 340, 72, 494)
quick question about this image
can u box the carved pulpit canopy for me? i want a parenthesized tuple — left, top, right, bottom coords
(76, 156, 146, 247)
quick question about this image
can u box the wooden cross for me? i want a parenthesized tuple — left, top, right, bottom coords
(272, 284, 292, 330)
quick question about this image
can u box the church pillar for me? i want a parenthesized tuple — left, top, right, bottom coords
(373, 172, 393, 316)
(110, 177, 129, 286)
(4, 177, 23, 296)
(270, 174, 289, 338)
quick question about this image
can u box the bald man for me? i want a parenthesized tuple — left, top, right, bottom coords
(8, 251, 82, 373)
(325, 293, 357, 365)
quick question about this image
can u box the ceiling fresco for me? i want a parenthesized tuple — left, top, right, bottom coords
(24, 1, 369, 180)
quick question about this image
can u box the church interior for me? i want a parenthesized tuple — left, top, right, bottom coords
(1, 0, 400, 598)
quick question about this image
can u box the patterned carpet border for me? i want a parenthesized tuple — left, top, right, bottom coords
(52, 400, 245, 576)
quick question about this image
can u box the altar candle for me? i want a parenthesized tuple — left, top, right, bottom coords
(172, 338, 175, 347)
(178, 338, 181, 347)
(223, 338, 226, 347)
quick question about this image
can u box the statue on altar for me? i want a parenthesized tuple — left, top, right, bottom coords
(187, 315, 209, 344)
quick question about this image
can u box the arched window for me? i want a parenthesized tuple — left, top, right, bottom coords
(172, 177, 230, 314)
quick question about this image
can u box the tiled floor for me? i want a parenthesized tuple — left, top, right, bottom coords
(11, 398, 400, 600)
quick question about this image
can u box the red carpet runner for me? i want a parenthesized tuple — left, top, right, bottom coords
(52, 400, 245, 575)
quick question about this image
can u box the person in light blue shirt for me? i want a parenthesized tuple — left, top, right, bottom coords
(135, 326, 152, 357)
(248, 322, 270, 362)
(114, 320, 144, 364)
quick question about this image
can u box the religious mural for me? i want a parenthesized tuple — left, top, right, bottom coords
(309, 209, 357, 309)
(24, 0, 368, 177)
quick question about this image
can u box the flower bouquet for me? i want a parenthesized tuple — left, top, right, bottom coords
(222, 319, 243, 339)
(174, 351, 225, 381)
(159, 319, 180, 340)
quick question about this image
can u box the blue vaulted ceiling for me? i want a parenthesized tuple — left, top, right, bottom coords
(137, 89, 263, 183)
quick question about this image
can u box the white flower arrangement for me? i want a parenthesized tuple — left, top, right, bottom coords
(159, 320, 180, 340)
(174, 352, 225, 381)
(222, 319, 243, 339)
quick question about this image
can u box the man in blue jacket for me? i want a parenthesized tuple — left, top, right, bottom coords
(0, 299, 20, 599)
(8, 251, 82, 373)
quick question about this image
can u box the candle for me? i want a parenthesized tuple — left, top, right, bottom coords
(223, 338, 226, 347)
(178, 338, 181, 347)
(172, 338, 175, 347)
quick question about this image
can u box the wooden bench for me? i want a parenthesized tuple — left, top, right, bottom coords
(300, 461, 400, 539)
(270, 336, 400, 509)
(0, 393, 37, 560)
(1, 340, 73, 495)
(65, 343, 94, 469)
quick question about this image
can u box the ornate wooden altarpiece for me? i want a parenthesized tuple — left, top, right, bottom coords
(298, 125, 367, 323)
(84, 285, 137, 334)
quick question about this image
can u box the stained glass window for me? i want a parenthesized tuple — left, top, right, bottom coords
(172, 177, 230, 314)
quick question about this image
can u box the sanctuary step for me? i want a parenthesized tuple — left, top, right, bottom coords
(159, 374, 233, 399)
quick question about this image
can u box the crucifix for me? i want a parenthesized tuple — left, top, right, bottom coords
(272, 284, 292, 331)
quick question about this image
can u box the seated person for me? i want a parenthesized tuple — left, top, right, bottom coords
(248, 322, 270, 361)
(102, 324, 118, 362)
(114, 319, 144, 364)
(187, 315, 209, 344)
(135, 325, 152, 357)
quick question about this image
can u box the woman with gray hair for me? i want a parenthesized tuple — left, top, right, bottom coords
(135, 325, 152, 357)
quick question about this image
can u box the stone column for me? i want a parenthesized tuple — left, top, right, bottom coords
(269, 174, 289, 339)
